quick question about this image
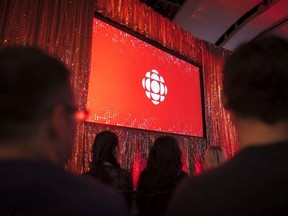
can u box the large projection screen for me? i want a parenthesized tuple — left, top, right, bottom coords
(86, 17, 204, 137)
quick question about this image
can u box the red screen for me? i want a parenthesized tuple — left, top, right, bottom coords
(86, 18, 204, 137)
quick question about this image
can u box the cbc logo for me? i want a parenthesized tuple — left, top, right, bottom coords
(142, 69, 168, 105)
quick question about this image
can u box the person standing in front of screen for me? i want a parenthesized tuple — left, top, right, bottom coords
(0, 46, 129, 216)
(166, 36, 288, 216)
(83, 131, 133, 208)
(136, 136, 187, 216)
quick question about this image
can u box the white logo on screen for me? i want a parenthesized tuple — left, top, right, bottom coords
(142, 69, 168, 105)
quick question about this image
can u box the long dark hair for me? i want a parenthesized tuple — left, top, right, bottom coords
(140, 136, 183, 190)
(91, 131, 120, 168)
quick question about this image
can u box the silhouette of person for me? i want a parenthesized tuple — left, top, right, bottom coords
(83, 131, 133, 207)
(167, 36, 288, 216)
(136, 135, 187, 216)
(0, 46, 129, 216)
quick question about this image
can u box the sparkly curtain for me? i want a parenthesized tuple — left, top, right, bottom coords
(0, 0, 238, 184)
(201, 42, 239, 158)
(0, 0, 94, 173)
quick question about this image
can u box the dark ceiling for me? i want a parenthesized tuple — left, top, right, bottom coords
(141, 0, 288, 51)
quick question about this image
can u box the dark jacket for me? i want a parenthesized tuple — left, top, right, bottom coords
(167, 141, 288, 216)
(84, 165, 133, 208)
(0, 160, 129, 216)
(136, 170, 187, 216)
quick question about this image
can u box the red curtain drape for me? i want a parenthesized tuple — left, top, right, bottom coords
(0, 0, 94, 173)
(201, 42, 239, 157)
(0, 0, 238, 185)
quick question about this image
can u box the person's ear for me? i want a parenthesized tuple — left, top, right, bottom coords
(47, 105, 66, 143)
(46, 104, 74, 165)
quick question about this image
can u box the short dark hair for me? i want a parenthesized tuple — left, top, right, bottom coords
(0, 46, 70, 140)
(223, 36, 288, 124)
(92, 131, 120, 168)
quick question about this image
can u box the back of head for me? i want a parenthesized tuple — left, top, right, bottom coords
(204, 145, 227, 171)
(223, 36, 288, 124)
(143, 136, 182, 188)
(0, 46, 70, 142)
(92, 130, 119, 167)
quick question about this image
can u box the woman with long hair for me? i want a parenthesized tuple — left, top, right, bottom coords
(136, 136, 187, 216)
(83, 131, 133, 206)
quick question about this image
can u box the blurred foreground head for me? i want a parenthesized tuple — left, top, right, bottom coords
(223, 36, 288, 124)
(0, 46, 76, 165)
